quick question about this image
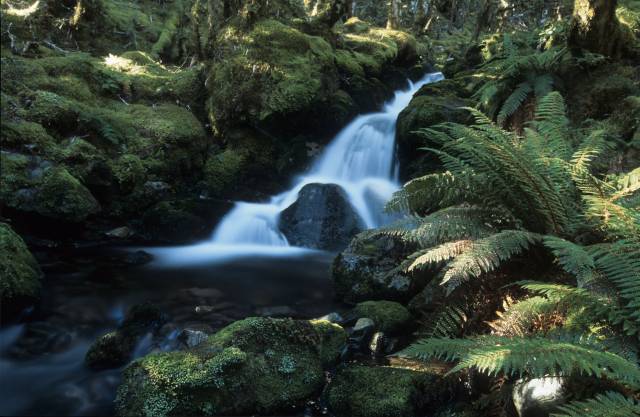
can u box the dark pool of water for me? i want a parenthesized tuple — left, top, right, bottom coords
(0, 246, 341, 416)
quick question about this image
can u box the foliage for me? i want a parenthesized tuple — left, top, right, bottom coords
(551, 391, 640, 417)
(402, 335, 640, 388)
(473, 34, 569, 125)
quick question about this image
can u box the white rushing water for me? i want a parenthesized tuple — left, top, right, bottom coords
(149, 72, 444, 264)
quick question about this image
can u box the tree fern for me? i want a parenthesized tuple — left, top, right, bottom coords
(551, 391, 640, 417)
(401, 335, 640, 388)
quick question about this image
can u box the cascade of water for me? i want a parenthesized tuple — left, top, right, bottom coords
(208, 72, 444, 248)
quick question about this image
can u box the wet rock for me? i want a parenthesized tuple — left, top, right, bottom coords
(317, 312, 344, 324)
(85, 303, 167, 370)
(352, 300, 412, 334)
(279, 183, 364, 251)
(105, 226, 131, 239)
(0, 222, 42, 320)
(333, 232, 422, 303)
(178, 329, 208, 348)
(122, 250, 152, 266)
(326, 364, 444, 417)
(255, 305, 297, 317)
(116, 317, 347, 416)
(512, 377, 567, 417)
(368, 331, 398, 355)
(7, 322, 72, 359)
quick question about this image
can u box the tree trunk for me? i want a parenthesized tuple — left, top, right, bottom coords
(386, 0, 399, 29)
(414, 0, 427, 32)
(568, 0, 621, 56)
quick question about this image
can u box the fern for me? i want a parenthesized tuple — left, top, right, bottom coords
(551, 391, 640, 417)
(401, 335, 640, 388)
(439, 230, 541, 292)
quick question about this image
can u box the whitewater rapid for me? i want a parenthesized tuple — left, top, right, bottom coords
(149, 72, 444, 265)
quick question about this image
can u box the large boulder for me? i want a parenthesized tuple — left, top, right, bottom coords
(115, 317, 346, 416)
(0, 223, 41, 319)
(326, 364, 445, 417)
(279, 183, 364, 251)
(333, 232, 422, 303)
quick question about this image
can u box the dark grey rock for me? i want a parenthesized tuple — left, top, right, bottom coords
(333, 232, 424, 303)
(279, 183, 364, 251)
(178, 329, 208, 348)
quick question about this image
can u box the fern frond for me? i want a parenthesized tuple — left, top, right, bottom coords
(426, 303, 468, 338)
(497, 82, 532, 126)
(402, 335, 640, 387)
(542, 236, 596, 284)
(440, 230, 541, 292)
(551, 391, 640, 417)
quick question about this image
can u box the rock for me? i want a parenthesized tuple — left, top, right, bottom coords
(0, 153, 100, 222)
(255, 305, 297, 317)
(352, 300, 412, 334)
(0, 223, 42, 319)
(178, 329, 208, 348)
(512, 377, 567, 417)
(122, 250, 153, 266)
(115, 317, 346, 416)
(105, 226, 132, 239)
(141, 200, 210, 243)
(85, 303, 167, 370)
(279, 183, 364, 251)
(408, 279, 446, 314)
(333, 232, 422, 303)
(317, 312, 344, 324)
(395, 79, 473, 179)
(368, 331, 387, 355)
(353, 317, 375, 333)
(326, 364, 444, 417)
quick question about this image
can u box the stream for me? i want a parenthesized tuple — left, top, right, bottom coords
(0, 72, 444, 416)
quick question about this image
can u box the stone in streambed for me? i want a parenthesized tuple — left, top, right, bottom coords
(332, 232, 422, 303)
(85, 303, 167, 370)
(279, 183, 364, 251)
(0, 222, 42, 319)
(115, 317, 346, 417)
(351, 300, 412, 334)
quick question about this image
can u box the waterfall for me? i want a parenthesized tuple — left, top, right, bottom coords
(147, 72, 444, 265)
(210, 72, 444, 248)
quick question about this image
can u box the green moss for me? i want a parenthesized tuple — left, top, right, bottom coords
(0, 153, 100, 222)
(23, 90, 79, 129)
(0, 222, 41, 304)
(352, 300, 412, 334)
(326, 364, 439, 417)
(337, 21, 417, 75)
(0, 120, 57, 154)
(203, 149, 246, 195)
(208, 19, 336, 132)
(111, 154, 146, 193)
(116, 317, 346, 416)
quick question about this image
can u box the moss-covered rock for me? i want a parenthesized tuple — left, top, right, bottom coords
(115, 317, 346, 416)
(396, 79, 474, 179)
(208, 19, 337, 134)
(326, 364, 441, 417)
(333, 232, 424, 303)
(352, 300, 412, 334)
(86, 303, 167, 370)
(0, 223, 41, 317)
(1, 153, 100, 222)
